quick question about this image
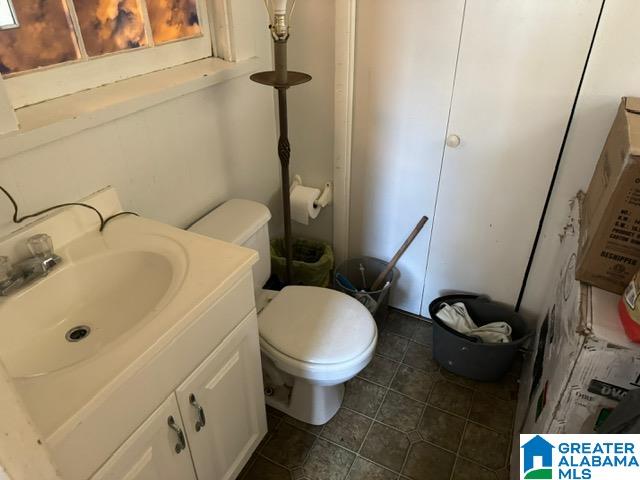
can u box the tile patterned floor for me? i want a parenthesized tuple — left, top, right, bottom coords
(238, 309, 520, 480)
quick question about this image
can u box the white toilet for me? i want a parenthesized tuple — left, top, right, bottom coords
(189, 199, 377, 425)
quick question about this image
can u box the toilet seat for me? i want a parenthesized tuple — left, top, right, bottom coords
(259, 286, 377, 382)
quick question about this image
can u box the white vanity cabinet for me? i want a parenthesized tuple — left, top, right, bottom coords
(90, 312, 266, 480)
(175, 311, 265, 480)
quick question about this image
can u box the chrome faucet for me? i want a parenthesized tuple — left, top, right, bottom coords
(0, 234, 62, 296)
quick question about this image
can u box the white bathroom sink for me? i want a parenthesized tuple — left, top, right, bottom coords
(0, 249, 176, 378)
(0, 187, 258, 444)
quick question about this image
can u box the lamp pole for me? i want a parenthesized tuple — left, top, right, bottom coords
(251, 3, 311, 284)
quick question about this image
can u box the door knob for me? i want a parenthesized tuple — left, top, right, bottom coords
(446, 134, 461, 148)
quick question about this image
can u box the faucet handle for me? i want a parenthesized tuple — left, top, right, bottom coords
(0, 256, 12, 283)
(27, 234, 53, 259)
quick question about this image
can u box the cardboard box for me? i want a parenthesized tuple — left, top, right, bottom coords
(521, 254, 640, 434)
(550, 314, 640, 434)
(519, 194, 640, 435)
(512, 194, 640, 477)
(577, 97, 640, 294)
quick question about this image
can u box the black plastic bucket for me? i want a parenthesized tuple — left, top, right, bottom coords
(428, 294, 532, 382)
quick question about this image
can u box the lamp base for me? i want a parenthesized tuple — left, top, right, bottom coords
(250, 71, 312, 88)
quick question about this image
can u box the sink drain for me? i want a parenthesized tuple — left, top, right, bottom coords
(65, 325, 91, 342)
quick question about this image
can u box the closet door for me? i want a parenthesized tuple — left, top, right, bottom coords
(421, 0, 602, 314)
(349, 0, 465, 313)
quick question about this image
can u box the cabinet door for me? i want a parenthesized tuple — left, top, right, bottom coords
(421, 0, 602, 313)
(91, 394, 196, 480)
(176, 312, 267, 480)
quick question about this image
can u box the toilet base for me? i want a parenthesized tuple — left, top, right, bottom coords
(265, 378, 345, 425)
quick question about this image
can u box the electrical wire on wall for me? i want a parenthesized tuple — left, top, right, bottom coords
(0, 185, 139, 233)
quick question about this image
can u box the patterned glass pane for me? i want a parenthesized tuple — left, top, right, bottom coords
(0, 1, 80, 75)
(146, 0, 200, 44)
(73, 0, 147, 57)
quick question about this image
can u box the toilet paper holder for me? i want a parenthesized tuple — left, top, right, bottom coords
(291, 175, 332, 209)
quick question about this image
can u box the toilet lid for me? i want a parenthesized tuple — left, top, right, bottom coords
(259, 286, 376, 365)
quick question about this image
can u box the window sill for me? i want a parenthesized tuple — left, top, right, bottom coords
(0, 56, 268, 160)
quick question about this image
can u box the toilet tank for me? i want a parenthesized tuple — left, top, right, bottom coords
(188, 199, 272, 292)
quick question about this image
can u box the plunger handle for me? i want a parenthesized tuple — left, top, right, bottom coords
(370, 216, 429, 292)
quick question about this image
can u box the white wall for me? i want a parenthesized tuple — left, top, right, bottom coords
(0, 0, 295, 242)
(287, 0, 335, 244)
(0, 76, 281, 239)
(0, 1, 335, 251)
(520, 0, 640, 318)
(0, 0, 305, 241)
(0, 0, 334, 248)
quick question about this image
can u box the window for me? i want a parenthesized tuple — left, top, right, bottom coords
(0, 0, 213, 108)
(0, 0, 17, 29)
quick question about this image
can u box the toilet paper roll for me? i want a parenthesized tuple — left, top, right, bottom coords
(290, 185, 322, 225)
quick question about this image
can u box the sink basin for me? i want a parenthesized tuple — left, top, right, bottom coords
(0, 249, 175, 378)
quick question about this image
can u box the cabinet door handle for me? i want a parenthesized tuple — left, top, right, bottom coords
(189, 393, 206, 432)
(167, 415, 186, 453)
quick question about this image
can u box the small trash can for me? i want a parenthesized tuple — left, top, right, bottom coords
(271, 238, 334, 287)
(335, 256, 398, 326)
(428, 294, 532, 382)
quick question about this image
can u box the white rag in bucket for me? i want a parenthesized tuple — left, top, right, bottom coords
(435, 302, 512, 343)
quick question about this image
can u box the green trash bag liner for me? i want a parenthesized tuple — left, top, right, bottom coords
(271, 237, 334, 287)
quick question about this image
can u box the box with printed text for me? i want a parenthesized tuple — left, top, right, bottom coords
(577, 97, 640, 293)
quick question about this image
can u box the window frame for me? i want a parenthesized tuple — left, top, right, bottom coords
(0, 0, 267, 139)
(3, 0, 216, 108)
(0, 0, 18, 29)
